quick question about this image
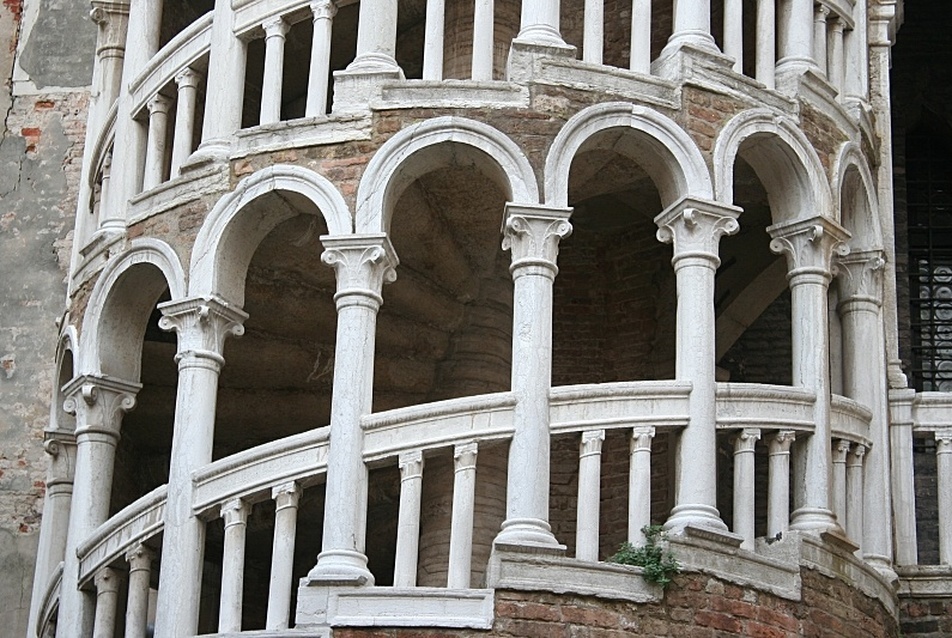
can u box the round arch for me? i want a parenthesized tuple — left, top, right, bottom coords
(544, 102, 714, 208)
(832, 142, 882, 251)
(713, 109, 833, 224)
(79, 239, 186, 380)
(355, 116, 539, 234)
(190, 165, 352, 304)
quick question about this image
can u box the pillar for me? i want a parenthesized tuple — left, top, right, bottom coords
(583, 0, 603, 64)
(755, 0, 776, 88)
(493, 205, 572, 549)
(724, 0, 743, 72)
(219, 499, 251, 633)
(170, 69, 202, 177)
(260, 17, 290, 125)
(348, 0, 400, 71)
(422, 0, 445, 79)
(628, 427, 655, 545)
(196, 0, 247, 159)
(938, 430, 952, 565)
(768, 216, 850, 533)
(665, 0, 716, 52)
(92, 567, 120, 638)
(513, 0, 568, 48)
(813, 5, 829, 76)
(843, 0, 869, 102)
(656, 197, 740, 533)
(142, 94, 171, 191)
(846, 444, 866, 549)
(306, 235, 398, 585)
(307, 0, 337, 116)
(776, 0, 816, 75)
(448, 442, 479, 588)
(124, 545, 154, 638)
(889, 389, 918, 565)
(733, 428, 761, 550)
(89, 2, 129, 111)
(472, 0, 494, 80)
(832, 439, 850, 527)
(630, 0, 651, 73)
(576, 430, 605, 561)
(266, 483, 302, 630)
(153, 297, 247, 638)
(394, 451, 424, 587)
(828, 19, 845, 93)
(768, 430, 795, 538)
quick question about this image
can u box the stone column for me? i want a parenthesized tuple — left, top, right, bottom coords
(843, 0, 869, 102)
(348, 0, 400, 71)
(889, 389, 918, 565)
(56, 376, 139, 638)
(266, 483, 302, 630)
(219, 499, 251, 633)
(448, 442, 479, 588)
(306, 235, 398, 586)
(629, 0, 651, 73)
(666, 0, 716, 52)
(768, 216, 850, 533)
(733, 428, 761, 550)
(755, 0, 776, 89)
(493, 205, 572, 550)
(837, 250, 893, 569)
(394, 451, 424, 587)
(812, 5, 829, 77)
(170, 69, 202, 177)
(832, 439, 850, 527)
(260, 17, 290, 125)
(307, 0, 337, 116)
(92, 567, 120, 638)
(196, 0, 247, 160)
(513, 0, 568, 48)
(938, 429, 952, 565)
(767, 430, 795, 538)
(776, 0, 816, 76)
(576, 430, 605, 561)
(628, 427, 655, 545)
(583, 0, 603, 64)
(656, 198, 740, 533)
(143, 94, 172, 191)
(723, 0, 743, 72)
(124, 545, 154, 638)
(472, 0, 495, 80)
(422, 0, 445, 79)
(153, 297, 247, 638)
(846, 444, 866, 549)
(828, 19, 845, 93)
(89, 3, 130, 111)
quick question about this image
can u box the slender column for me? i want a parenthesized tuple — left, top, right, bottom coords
(724, 0, 743, 73)
(628, 427, 655, 545)
(348, 0, 400, 71)
(938, 430, 952, 565)
(832, 439, 850, 527)
(196, 0, 247, 159)
(630, 0, 651, 73)
(837, 250, 893, 568)
(576, 430, 605, 561)
(846, 444, 865, 548)
(92, 567, 120, 638)
(153, 298, 246, 638)
(513, 0, 568, 47)
(828, 19, 845, 93)
(394, 451, 425, 587)
(448, 442, 479, 588)
(666, 0, 716, 51)
(889, 389, 918, 565)
(776, 0, 816, 74)
(813, 5, 829, 77)
(494, 205, 572, 549)
(755, 0, 776, 88)
(733, 429, 761, 550)
(656, 198, 740, 533)
(124, 545, 154, 638)
(422, 0, 445, 79)
(89, 3, 129, 110)
(266, 482, 302, 630)
(768, 430, 796, 538)
(219, 499, 251, 633)
(583, 0, 603, 65)
(56, 376, 139, 638)
(260, 18, 290, 125)
(843, 0, 868, 102)
(307, 0, 337, 116)
(170, 69, 202, 177)
(307, 236, 398, 585)
(472, 0, 495, 80)
(768, 216, 850, 533)
(142, 94, 171, 191)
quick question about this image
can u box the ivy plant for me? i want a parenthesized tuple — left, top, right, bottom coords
(609, 524, 681, 589)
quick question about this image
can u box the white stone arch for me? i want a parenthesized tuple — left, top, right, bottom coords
(713, 109, 834, 224)
(50, 323, 80, 432)
(79, 238, 187, 380)
(190, 164, 352, 305)
(833, 142, 883, 251)
(355, 116, 539, 233)
(544, 102, 714, 208)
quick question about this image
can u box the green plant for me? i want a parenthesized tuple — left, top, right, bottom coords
(609, 525, 681, 588)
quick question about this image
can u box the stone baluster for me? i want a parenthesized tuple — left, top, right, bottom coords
(843, 0, 868, 102)
(724, 0, 743, 73)
(260, 17, 290, 125)
(92, 567, 120, 638)
(665, 0, 716, 53)
(769, 216, 850, 534)
(153, 297, 246, 638)
(630, 0, 651, 73)
(846, 444, 866, 549)
(656, 198, 740, 534)
(124, 545, 154, 638)
(733, 429, 761, 550)
(837, 250, 892, 569)
(813, 5, 829, 77)
(583, 0, 603, 64)
(832, 439, 850, 528)
(576, 430, 606, 561)
(97, 152, 113, 229)
(776, 0, 816, 76)
(937, 429, 952, 565)
(266, 482, 302, 630)
(142, 94, 171, 191)
(307, 0, 337, 116)
(306, 236, 398, 587)
(196, 0, 247, 160)
(755, 0, 776, 88)
(472, 0, 495, 80)
(394, 451, 425, 587)
(422, 0, 445, 79)
(348, 0, 400, 72)
(219, 499, 251, 633)
(494, 205, 572, 550)
(448, 442, 479, 588)
(828, 18, 845, 93)
(767, 430, 795, 538)
(56, 376, 139, 638)
(889, 389, 918, 565)
(629, 427, 656, 545)
(170, 69, 202, 177)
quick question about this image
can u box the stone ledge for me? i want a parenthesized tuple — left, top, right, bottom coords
(897, 565, 952, 598)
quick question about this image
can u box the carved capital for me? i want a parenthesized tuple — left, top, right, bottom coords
(630, 426, 656, 453)
(125, 543, 155, 571)
(733, 428, 761, 454)
(221, 498, 250, 527)
(833, 439, 852, 463)
(768, 216, 850, 283)
(262, 16, 290, 38)
(311, 0, 338, 21)
(272, 482, 301, 511)
(63, 374, 140, 439)
(768, 430, 796, 456)
(847, 443, 867, 467)
(95, 566, 120, 594)
(399, 450, 424, 480)
(580, 429, 606, 457)
(43, 430, 77, 484)
(655, 197, 740, 266)
(321, 234, 398, 305)
(936, 429, 952, 455)
(836, 249, 885, 305)
(146, 93, 172, 115)
(174, 68, 202, 90)
(502, 204, 573, 276)
(158, 296, 247, 366)
(454, 441, 478, 469)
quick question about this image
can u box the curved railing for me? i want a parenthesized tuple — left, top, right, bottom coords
(35, 562, 63, 638)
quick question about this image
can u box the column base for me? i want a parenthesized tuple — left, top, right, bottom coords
(332, 66, 405, 113)
(789, 506, 841, 534)
(305, 549, 375, 587)
(862, 553, 899, 584)
(506, 38, 577, 84)
(663, 504, 728, 534)
(493, 517, 566, 551)
(188, 137, 232, 166)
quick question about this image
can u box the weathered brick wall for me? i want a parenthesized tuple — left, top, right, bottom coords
(900, 597, 952, 638)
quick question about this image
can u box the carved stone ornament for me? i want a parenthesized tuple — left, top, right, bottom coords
(767, 216, 851, 278)
(312, 0, 339, 21)
(836, 249, 885, 303)
(320, 234, 399, 302)
(501, 204, 573, 272)
(158, 296, 248, 364)
(655, 197, 741, 262)
(62, 374, 140, 437)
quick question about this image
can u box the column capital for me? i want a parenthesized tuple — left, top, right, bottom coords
(147, 93, 172, 115)
(655, 197, 741, 266)
(769, 429, 796, 455)
(221, 498, 250, 527)
(63, 374, 140, 439)
(869, 1, 898, 47)
(272, 482, 301, 510)
(836, 249, 885, 306)
(732, 428, 761, 453)
(399, 450, 424, 478)
(263, 16, 290, 37)
(768, 216, 851, 283)
(95, 565, 120, 594)
(502, 204, 573, 277)
(125, 543, 155, 570)
(159, 296, 248, 366)
(631, 426, 656, 452)
(833, 439, 851, 463)
(43, 429, 78, 485)
(936, 429, 952, 454)
(815, 4, 830, 20)
(174, 67, 203, 89)
(321, 234, 398, 306)
(311, 0, 338, 21)
(847, 443, 867, 466)
(454, 441, 479, 468)
(580, 429, 606, 457)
